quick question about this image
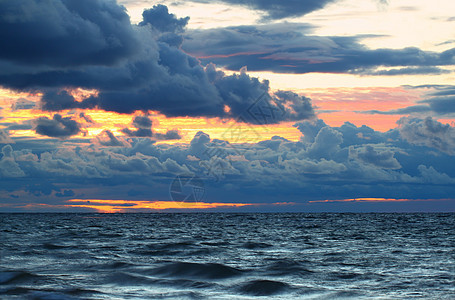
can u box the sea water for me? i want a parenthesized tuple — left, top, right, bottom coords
(0, 213, 454, 299)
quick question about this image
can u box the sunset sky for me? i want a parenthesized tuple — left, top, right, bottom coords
(1, 0, 455, 212)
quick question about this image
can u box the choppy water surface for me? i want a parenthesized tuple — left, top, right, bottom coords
(0, 213, 454, 299)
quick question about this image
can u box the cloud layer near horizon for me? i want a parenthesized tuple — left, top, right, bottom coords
(1, 116, 455, 211)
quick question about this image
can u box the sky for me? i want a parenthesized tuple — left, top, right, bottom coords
(0, 0, 455, 212)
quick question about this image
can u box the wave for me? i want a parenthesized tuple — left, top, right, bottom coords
(242, 242, 273, 249)
(1, 213, 453, 299)
(0, 288, 104, 299)
(147, 241, 196, 250)
(42, 243, 73, 250)
(130, 241, 214, 257)
(265, 259, 315, 276)
(149, 262, 245, 279)
(100, 261, 137, 269)
(0, 271, 41, 285)
(329, 271, 363, 280)
(200, 241, 230, 247)
(237, 279, 291, 296)
(107, 272, 156, 285)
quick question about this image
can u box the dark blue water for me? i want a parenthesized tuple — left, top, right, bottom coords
(0, 213, 454, 299)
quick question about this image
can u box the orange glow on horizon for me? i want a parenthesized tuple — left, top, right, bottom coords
(1, 199, 453, 212)
(65, 199, 253, 213)
(309, 198, 455, 203)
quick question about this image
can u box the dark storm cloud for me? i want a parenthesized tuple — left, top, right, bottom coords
(0, 0, 139, 67)
(0, 2, 314, 124)
(183, 24, 455, 75)
(121, 115, 181, 140)
(363, 106, 432, 115)
(419, 86, 455, 114)
(190, 0, 338, 20)
(132, 115, 152, 129)
(155, 130, 182, 141)
(427, 87, 455, 96)
(211, 67, 315, 124)
(96, 130, 126, 147)
(363, 86, 455, 116)
(122, 115, 153, 137)
(358, 66, 452, 76)
(34, 114, 80, 139)
(421, 97, 455, 115)
(79, 113, 94, 124)
(41, 90, 80, 111)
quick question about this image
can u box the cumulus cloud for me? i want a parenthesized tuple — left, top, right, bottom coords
(0, 130, 14, 144)
(0, 145, 25, 177)
(140, 4, 189, 47)
(140, 4, 189, 33)
(418, 165, 455, 184)
(398, 117, 455, 155)
(2, 117, 455, 205)
(350, 145, 401, 169)
(280, 158, 346, 175)
(305, 126, 343, 160)
(7, 115, 454, 198)
(189, 131, 211, 156)
(293, 119, 327, 143)
(34, 114, 80, 139)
